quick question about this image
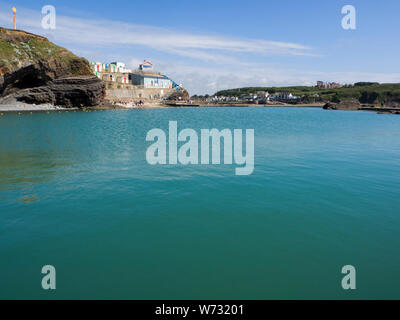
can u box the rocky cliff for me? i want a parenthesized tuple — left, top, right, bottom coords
(323, 99, 361, 110)
(167, 88, 190, 101)
(323, 99, 400, 114)
(0, 27, 105, 107)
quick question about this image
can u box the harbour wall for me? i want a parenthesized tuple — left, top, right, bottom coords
(105, 87, 176, 101)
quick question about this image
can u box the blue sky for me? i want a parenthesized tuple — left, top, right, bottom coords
(1, 0, 399, 94)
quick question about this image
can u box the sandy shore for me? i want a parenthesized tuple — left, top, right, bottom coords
(0, 103, 72, 112)
(112, 101, 165, 109)
(0, 101, 165, 113)
(0, 99, 326, 113)
(0, 95, 73, 112)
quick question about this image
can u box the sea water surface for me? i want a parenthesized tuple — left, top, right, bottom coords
(0, 107, 399, 299)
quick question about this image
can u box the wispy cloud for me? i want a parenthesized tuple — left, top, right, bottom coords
(0, 4, 315, 59)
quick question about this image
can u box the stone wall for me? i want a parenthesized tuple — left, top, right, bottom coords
(106, 87, 175, 101)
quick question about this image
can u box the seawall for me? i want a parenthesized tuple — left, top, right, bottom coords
(106, 88, 175, 101)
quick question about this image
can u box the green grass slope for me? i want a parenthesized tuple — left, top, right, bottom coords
(214, 82, 400, 105)
(0, 27, 91, 76)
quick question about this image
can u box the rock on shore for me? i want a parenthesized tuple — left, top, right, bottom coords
(323, 99, 361, 110)
(166, 88, 190, 101)
(323, 99, 400, 114)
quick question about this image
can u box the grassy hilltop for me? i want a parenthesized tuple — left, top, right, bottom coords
(0, 27, 91, 76)
(214, 82, 400, 105)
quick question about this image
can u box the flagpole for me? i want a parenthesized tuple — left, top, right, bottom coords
(12, 7, 16, 30)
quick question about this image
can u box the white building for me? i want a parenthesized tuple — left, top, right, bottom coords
(90, 60, 174, 89)
(129, 73, 172, 89)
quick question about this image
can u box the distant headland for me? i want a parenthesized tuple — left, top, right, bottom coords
(191, 82, 400, 114)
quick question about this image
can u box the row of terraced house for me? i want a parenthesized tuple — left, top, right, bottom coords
(90, 60, 179, 100)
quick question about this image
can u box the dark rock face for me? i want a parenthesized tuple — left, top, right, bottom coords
(0, 58, 92, 96)
(0, 60, 105, 108)
(384, 97, 400, 108)
(14, 76, 106, 108)
(322, 102, 337, 110)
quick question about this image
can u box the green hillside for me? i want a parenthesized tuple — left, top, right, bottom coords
(0, 27, 91, 76)
(214, 82, 400, 105)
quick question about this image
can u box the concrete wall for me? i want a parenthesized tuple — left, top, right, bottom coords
(106, 87, 175, 100)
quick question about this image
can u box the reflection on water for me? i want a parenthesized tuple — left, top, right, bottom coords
(0, 150, 76, 203)
(19, 194, 39, 204)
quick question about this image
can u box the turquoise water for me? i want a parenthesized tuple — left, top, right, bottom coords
(0, 107, 399, 300)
